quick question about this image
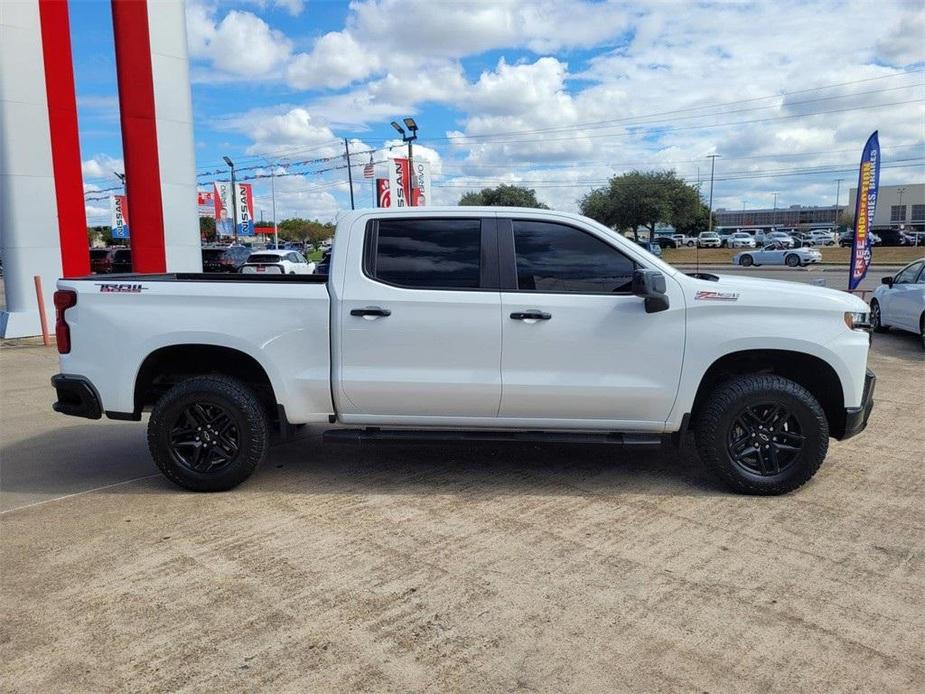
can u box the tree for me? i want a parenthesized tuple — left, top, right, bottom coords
(579, 170, 705, 240)
(277, 218, 335, 246)
(459, 184, 549, 209)
(87, 225, 112, 246)
(199, 216, 216, 242)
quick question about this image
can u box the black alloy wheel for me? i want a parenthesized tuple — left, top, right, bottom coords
(169, 402, 240, 474)
(785, 254, 800, 267)
(148, 375, 268, 491)
(726, 403, 804, 477)
(740, 254, 754, 267)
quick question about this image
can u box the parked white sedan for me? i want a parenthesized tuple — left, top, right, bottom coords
(728, 231, 756, 249)
(733, 241, 822, 267)
(241, 250, 316, 274)
(871, 258, 925, 348)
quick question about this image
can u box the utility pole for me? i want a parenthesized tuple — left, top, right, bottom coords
(270, 165, 278, 249)
(706, 154, 719, 231)
(833, 178, 843, 227)
(344, 138, 355, 210)
(223, 156, 238, 244)
(772, 192, 778, 228)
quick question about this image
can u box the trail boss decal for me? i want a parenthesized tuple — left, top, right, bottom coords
(695, 290, 739, 301)
(96, 283, 147, 293)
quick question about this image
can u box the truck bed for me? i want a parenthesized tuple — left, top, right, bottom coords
(57, 272, 334, 423)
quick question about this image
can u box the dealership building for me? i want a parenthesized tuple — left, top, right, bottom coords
(847, 183, 924, 231)
(715, 184, 924, 232)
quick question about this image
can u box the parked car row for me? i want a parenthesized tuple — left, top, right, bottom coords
(88, 244, 324, 275)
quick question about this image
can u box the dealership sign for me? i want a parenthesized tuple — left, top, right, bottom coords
(110, 194, 130, 239)
(378, 158, 430, 208)
(213, 182, 255, 236)
(376, 178, 391, 208)
(849, 131, 880, 290)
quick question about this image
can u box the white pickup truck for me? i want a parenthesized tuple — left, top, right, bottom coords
(51, 207, 876, 495)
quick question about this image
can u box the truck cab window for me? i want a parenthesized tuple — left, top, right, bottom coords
(371, 218, 481, 289)
(512, 220, 636, 293)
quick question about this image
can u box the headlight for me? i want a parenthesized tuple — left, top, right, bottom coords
(844, 311, 871, 331)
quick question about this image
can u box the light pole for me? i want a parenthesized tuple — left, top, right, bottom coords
(897, 186, 907, 221)
(391, 118, 419, 205)
(772, 192, 778, 228)
(706, 154, 719, 231)
(223, 156, 238, 244)
(833, 178, 843, 228)
(262, 159, 279, 249)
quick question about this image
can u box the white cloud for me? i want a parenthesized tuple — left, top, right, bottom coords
(197, 0, 924, 216)
(187, 5, 292, 78)
(82, 155, 124, 180)
(287, 32, 379, 90)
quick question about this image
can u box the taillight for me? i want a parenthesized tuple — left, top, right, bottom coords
(54, 290, 77, 354)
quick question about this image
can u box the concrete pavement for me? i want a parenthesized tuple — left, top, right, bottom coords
(1, 335, 924, 692)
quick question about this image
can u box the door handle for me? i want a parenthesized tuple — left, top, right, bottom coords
(510, 311, 551, 321)
(350, 306, 391, 317)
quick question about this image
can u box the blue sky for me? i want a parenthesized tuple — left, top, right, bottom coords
(75, 0, 924, 224)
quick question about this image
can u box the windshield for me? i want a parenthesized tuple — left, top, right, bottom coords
(201, 249, 227, 260)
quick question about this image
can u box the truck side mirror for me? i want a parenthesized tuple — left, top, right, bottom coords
(882, 276, 893, 286)
(632, 269, 669, 313)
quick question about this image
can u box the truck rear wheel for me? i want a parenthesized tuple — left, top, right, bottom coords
(694, 374, 829, 495)
(147, 375, 268, 492)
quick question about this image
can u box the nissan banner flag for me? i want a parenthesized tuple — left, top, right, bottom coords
(411, 159, 431, 207)
(214, 182, 234, 236)
(235, 183, 255, 237)
(848, 131, 880, 290)
(111, 194, 130, 239)
(388, 158, 412, 207)
(376, 179, 391, 208)
(213, 182, 256, 236)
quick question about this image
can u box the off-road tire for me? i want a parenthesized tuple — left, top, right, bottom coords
(694, 374, 829, 495)
(148, 375, 268, 492)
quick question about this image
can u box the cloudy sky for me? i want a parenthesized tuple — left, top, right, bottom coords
(75, 0, 924, 225)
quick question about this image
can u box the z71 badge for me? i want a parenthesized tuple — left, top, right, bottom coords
(695, 290, 739, 301)
(96, 283, 147, 293)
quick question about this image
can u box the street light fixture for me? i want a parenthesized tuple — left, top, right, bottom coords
(390, 117, 420, 206)
(223, 156, 238, 244)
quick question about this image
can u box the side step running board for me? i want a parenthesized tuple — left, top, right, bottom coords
(323, 428, 664, 446)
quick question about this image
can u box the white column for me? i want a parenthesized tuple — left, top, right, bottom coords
(0, 1, 64, 337)
(146, 0, 201, 272)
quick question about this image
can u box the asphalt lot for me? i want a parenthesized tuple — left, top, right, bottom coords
(1, 333, 924, 692)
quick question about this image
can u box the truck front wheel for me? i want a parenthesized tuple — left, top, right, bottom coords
(694, 374, 829, 495)
(147, 375, 268, 492)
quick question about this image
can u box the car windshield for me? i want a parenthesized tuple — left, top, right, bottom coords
(202, 249, 227, 260)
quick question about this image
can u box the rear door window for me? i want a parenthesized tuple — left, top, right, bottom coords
(368, 218, 482, 289)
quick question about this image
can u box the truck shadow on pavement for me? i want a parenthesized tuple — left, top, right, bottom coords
(1, 423, 726, 506)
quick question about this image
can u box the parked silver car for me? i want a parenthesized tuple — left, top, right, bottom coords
(870, 258, 925, 348)
(733, 241, 822, 267)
